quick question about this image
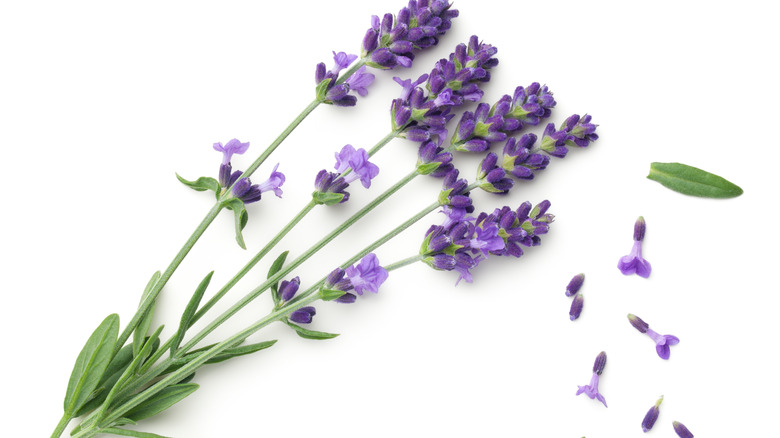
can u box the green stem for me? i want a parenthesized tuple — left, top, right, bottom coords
(114, 202, 223, 355)
(50, 412, 71, 438)
(384, 254, 425, 272)
(191, 200, 318, 325)
(241, 99, 320, 180)
(179, 169, 421, 355)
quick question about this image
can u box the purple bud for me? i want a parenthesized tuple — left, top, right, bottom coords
(565, 273, 585, 297)
(569, 294, 584, 321)
(593, 351, 607, 375)
(289, 306, 316, 324)
(279, 277, 301, 302)
(641, 396, 664, 433)
(672, 421, 694, 438)
(628, 314, 649, 333)
(633, 216, 646, 241)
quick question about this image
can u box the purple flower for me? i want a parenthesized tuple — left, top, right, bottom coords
(289, 306, 316, 324)
(330, 51, 358, 76)
(627, 314, 680, 360)
(278, 277, 300, 302)
(256, 163, 285, 198)
(345, 253, 389, 295)
(313, 170, 350, 205)
(540, 114, 599, 158)
(569, 294, 584, 321)
(416, 140, 454, 177)
(565, 273, 585, 297)
(476, 152, 514, 194)
(213, 138, 250, 165)
(322, 268, 357, 303)
(343, 148, 380, 189)
(438, 170, 474, 213)
(315, 145, 379, 204)
(501, 134, 550, 180)
(227, 163, 285, 203)
(673, 421, 694, 438)
(468, 223, 505, 257)
(641, 396, 664, 433)
(345, 66, 375, 97)
(315, 52, 371, 107)
(576, 351, 607, 407)
(618, 216, 651, 278)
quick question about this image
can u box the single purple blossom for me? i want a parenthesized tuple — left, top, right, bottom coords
(565, 273, 585, 297)
(627, 314, 680, 360)
(468, 223, 505, 257)
(569, 294, 584, 321)
(345, 253, 389, 295)
(334, 144, 357, 173)
(289, 306, 316, 324)
(256, 163, 285, 198)
(345, 66, 375, 97)
(278, 277, 300, 302)
(618, 216, 651, 278)
(330, 51, 358, 76)
(641, 396, 664, 433)
(213, 138, 250, 165)
(343, 148, 380, 188)
(576, 351, 607, 407)
(673, 421, 694, 438)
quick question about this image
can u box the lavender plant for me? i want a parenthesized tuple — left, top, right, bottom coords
(49, 3, 603, 437)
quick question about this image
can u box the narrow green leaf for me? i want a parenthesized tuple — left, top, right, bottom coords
(319, 288, 347, 301)
(134, 271, 160, 357)
(175, 173, 220, 193)
(64, 314, 120, 415)
(315, 77, 332, 101)
(284, 320, 339, 340)
(129, 326, 165, 377)
(312, 191, 345, 206)
(268, 251, 290, 303)
(205, 340, 278, 364)
(225, 198, 249, 249)
(101, 427, 172, 438)
(124, 384, 199, 422)
(74, 343, 135, 416)
(416, 162, 442, 175)
(647, 162, 743, 198)
(170, 271, 214, 354)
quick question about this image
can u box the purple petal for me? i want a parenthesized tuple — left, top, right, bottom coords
(655, 343, 671, 360)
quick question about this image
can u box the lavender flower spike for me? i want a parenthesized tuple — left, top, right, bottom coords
(641, 396, 664, 433)
(576, 351, 607, 407)
(627, 314, 680, 360)
(673, 421, 694, 438)
(618, 216, 651, 278)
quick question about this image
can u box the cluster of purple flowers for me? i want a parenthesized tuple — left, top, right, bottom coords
(391, 35, 498, 144)
(362, 0, 458, 69)
(321, 253, 390, 304)
(539, 114, 599, 158)
(416, 139, 454, 177)
(313, 144, 380, 205)
(315, 52, 376, 107)
(451, 83, 556, 153)
(421, 189, 553, 283)
(213, 139, 285, 204)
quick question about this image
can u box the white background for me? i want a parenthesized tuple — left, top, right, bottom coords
(1, 0, 778, 436)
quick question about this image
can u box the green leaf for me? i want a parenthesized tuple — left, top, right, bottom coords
(416, 162, 442, 175)
(170, 271, 214, 354)
(204, 340, 277, 364)
(268, 251, 289, 303)
(134, 271, 160, 358)
(101, 427, 172, 438)
(647, 162, 743, 198)
(319, 288, 347, 301)
(315, 77, 333, 101)
(64, 314, 120, 415)
(284, 320, 339, 340)
(225, 198, 249, 249)
(312, 190, 345, 206)
(74, 343, 135, 416)
(175, 173, 220, 193)
(124, 384, 199, 422)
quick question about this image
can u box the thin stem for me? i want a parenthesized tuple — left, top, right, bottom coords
(114, 202, 223, 355)
(179, 169, 421, 355)
(334, 58, 367, 86)
(191, 200, 318, 325)
(384, 254, 425, 272)
(50, 412, 71, 438)
(241, 99, 320, 180)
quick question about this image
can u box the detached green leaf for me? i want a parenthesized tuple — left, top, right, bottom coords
(64, 314, 120, 415)
(647, 162, 743, 198)
(268, 251, 290, 303)
(225, 198, 249, 249)
(170, 271, 214, 354)
(284, 320, 339, 340)
(134, 271, 160, 357)
(205, 340, 277, 364)
(175, 173, 220, 193)
(124, 384, 199, 422)
(102, 427, 172, 438)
